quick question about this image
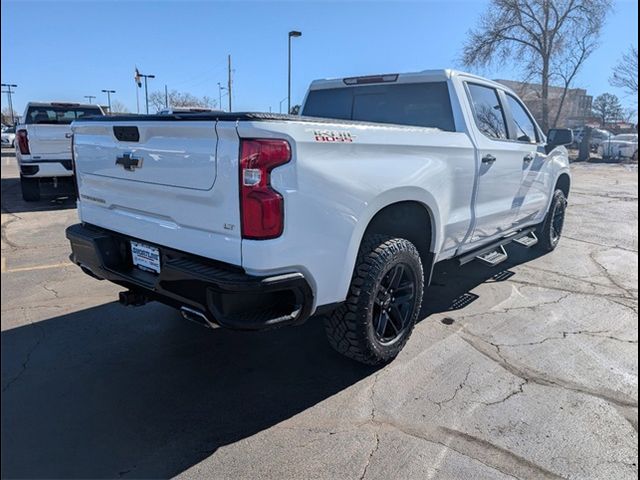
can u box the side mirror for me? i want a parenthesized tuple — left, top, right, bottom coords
(546, 128, 573, 150)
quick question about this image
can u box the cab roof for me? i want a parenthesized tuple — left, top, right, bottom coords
(308, 69, 516, 95)
(25, 102, 102, 109)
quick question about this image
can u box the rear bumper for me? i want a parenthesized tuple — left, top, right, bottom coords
(19, 159, 74, 178)
(66, 223, 314, 330)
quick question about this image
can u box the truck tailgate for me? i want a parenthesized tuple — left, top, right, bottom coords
(29, 125, 72, 158)
(72, 120, 243, 265)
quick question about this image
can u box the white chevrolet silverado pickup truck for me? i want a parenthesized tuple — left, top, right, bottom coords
(66, 70, 573, 365)
(16, 102, 104, 201)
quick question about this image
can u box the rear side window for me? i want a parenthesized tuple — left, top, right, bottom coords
(467, 84, 508, 140)
(302, 82, 456, 131)
(25, 106, 103, 125)
(506, 94, 538, 143)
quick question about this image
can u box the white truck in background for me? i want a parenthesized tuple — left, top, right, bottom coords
(66, 70, 573, 365)
(15, 102, 104, 201)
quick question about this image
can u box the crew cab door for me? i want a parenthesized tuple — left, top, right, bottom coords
(464, 82, 529, 243)
(502, 93, 552, 227)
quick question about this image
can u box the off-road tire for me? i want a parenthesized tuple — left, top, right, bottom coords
(20, 175, 41, 202)
(324, 235, 424, 365)
(536, 189, 567, 252)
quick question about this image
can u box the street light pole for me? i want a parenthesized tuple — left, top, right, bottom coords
(279, 96, 288, 114)
(84, 95, 96, 104)
(137, 72, 155, 114)
(287, 30, 302, 114)
(218, 82, 228, 112)
(1, 83, 17, 125)
(101, 89, 116, 114)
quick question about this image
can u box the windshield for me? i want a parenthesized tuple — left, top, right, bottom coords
(25, 106, 103, 125)
(302, 82, 456, 131)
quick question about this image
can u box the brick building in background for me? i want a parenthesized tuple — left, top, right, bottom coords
(495, 79, 594, 129)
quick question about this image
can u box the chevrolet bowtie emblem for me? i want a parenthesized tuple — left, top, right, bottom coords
(116, 153, 143, 171)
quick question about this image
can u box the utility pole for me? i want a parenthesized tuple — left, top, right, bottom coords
(288, 30, 302, 114)
(84, 95, 96, 104)
(1, 83, 17, 125)
(101, 89, 115, 114)
(164, 85, 169, 109)
(227, 54, 232, 112)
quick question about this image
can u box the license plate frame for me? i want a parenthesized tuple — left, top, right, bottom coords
(130, 241, 161, 274)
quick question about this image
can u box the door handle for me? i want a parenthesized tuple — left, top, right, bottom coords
(523, 154, 535, 163)
(482, 154, 497, 164)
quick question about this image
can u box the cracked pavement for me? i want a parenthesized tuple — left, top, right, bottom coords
(1, 151, 638, 479)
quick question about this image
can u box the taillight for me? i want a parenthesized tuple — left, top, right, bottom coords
(239, 139, 291, 239)
(16, 129, 29, 154)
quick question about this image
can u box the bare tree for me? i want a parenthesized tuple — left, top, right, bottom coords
(592, 93, 623, 127)
(610, 45, 638, 98)
(1, 106, 16, 125)
(550, 35, 595, 127)
(462, 0, 612, 131)
(109, 100, 129, 114)
(622, 107, 637, 124)
(148, 90, 217, 113)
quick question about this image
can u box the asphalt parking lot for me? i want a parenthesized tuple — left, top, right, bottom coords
(1, 149, 637, 479)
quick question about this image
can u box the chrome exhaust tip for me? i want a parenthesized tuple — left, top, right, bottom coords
(180, 306, 218, 329)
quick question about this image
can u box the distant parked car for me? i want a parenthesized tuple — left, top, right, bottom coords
(590, 129, 614, 151)
(569, 127, 612, 151)
(598, 133, 638, 161)
(1, 126, 16, 148)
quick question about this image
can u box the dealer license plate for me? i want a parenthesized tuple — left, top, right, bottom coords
(131, 241, 161, 274)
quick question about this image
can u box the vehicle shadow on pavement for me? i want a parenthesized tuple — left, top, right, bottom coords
(422, 244, 545, 317)
(1, 302, 378, 479)
(1, 177, 76, 214)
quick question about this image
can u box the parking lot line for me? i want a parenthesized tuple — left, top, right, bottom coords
(1, 260, 73, 273)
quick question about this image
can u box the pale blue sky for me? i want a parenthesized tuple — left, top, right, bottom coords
(1, 0, 637, 115)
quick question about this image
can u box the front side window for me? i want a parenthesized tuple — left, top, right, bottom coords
(506, 94, 538, 143)
(467, 83, 508, 140)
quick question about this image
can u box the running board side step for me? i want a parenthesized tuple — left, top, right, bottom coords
(476, 246, 508, 266)
(458, 227, 536, 266)
(513, 231, 538, 247)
